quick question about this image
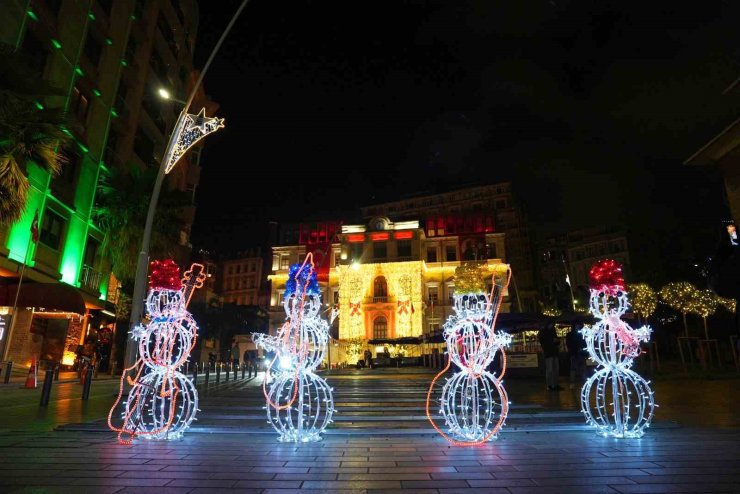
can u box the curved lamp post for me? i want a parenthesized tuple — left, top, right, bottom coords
(123, 0, 250, 375)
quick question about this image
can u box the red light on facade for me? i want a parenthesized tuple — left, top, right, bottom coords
(370, 232, 389, 241)
(347, 234, 365, 243)
(394, 231, 413, 240)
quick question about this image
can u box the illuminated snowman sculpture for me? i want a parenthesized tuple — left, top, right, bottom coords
(581, 259, 656, 438)
(109, 260, 205, 445)
(427, 263, 512, 446)
(253, 254, 335, 442)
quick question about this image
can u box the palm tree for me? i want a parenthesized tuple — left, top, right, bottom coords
(93, 163, 192, 288)
(0, 44, 70, 224)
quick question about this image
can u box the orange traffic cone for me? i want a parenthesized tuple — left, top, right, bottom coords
(24, 358, 37, 389)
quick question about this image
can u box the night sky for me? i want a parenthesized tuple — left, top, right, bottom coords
(191, 0, 740, 283)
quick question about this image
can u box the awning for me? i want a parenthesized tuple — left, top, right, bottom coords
(368, 337, 422, 345)
(0, 282, 86, 314)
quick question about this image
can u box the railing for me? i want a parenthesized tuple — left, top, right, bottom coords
(372, 296, 388, 303)
(79, 264, 102, 293)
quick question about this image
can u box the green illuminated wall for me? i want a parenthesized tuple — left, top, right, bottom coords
(5, 163, 49, 264)
(59, 150, 101, 286)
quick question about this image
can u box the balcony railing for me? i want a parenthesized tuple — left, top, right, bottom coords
(80, 264, 102, 293)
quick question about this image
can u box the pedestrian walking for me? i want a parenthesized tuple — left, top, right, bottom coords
(539, 322, 562, 391)
(230, 340, 240, 369)
(566, 323, 587, 389)
(244, 349, 253, 378)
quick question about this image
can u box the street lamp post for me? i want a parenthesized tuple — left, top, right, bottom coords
(123, 0, 250, 375)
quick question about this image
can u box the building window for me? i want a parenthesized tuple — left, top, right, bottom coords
(280, 255, 290, 269)
(151, 49, 168, 80)
(373, 242, 387, 260)
(426, 247, 437, 263)
(227, 266, 233, 275)
(373, 317, 388, 339)
(134, 0, 144, 19)
(397, 240, 411, 258)
(133, 129, 156, 164)
(428, 286, 439, 305)
(83, 236, 100, 267)
(70, 87, 89, 124)
(23, 33, 48, 74)
(487, 243, 497, 259)
(103, 131, 118, 165)
(250, 263, 256, 272)
(98, 0, 113, 14)
(115, 83, 128, 117)
(84, 34, 102, 68)
(157, 13, 179, 56)
(495, 199, 506, 209)
(59, 149, 82, 185)
(45, 0, 63, 16)
(445, 245, 457, 262)
(333, 291, 340, 304)
(39, 210, 66, 250)
(125, 34, 138, 63)
(374, 276, 388, 298)
(351, 243, 363, 262)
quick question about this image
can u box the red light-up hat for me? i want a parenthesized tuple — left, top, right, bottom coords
(588, 259, 625, 297)
(149, 259, 182, 291)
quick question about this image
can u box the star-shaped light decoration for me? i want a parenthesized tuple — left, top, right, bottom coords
(164, 108, 225, 174)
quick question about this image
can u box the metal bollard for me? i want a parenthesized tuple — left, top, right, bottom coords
(81, 365, 93, 400)
(192, 362, 198, 386)
(233, 363, 238, 380)
(225, 362, 230, 382)
(205, 364, 210, 386)
(40, 368, 54, 406)
(54, 363, 60, 381)
(216, 363, 221, 384)
(241, 363, 245, 379)
(3, 361, 12, 384)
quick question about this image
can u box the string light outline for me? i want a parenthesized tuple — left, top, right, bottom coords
(426, 264, 512, 446)
(581, 259, 656, 438)
(164, 108, 225, 174)
(253, 253, 336, 442)
(108, 262, 204, 445)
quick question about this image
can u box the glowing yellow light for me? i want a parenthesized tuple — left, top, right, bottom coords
(62, 351, 76, 366)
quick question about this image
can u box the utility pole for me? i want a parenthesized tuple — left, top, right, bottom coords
(123, 0, 250, 377)
(562, 253, 576, 311)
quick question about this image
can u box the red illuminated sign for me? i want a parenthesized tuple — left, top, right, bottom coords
(370, 232, 390, 241)
(394, 231, 413, 240)
(347, 234, 365, 243)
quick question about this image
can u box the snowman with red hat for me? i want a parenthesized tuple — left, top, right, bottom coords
(580, 259, 656, 438)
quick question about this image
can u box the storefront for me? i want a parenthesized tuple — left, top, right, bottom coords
(0, 282, 86, 369)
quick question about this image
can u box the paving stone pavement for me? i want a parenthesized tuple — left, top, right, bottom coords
(0, 428, 739, 493)
(2, 369, 740, 492)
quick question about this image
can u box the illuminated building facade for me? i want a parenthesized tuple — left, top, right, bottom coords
(268, 214, 510, 363)
(539, 226, 631, 309)
(220, 249, 264, 306)
(360, 183, 536, 312)
(0, 0, 209, 368)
